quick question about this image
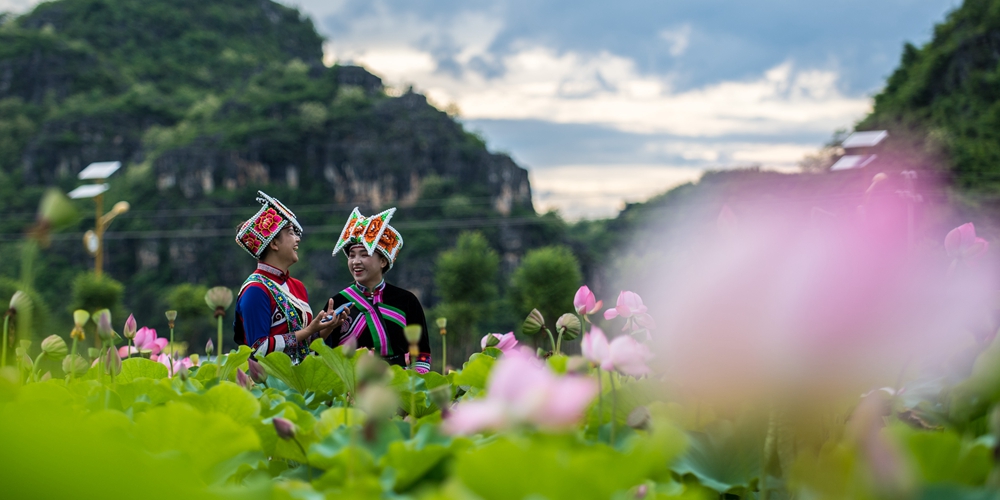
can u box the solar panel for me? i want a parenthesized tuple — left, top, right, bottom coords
(78, 161, 122, 180)
(68, 184, 110, 199)
(842, 131, 888, 149)
(830, 154, 878, 171)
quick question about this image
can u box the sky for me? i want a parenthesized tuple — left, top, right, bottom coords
(3, 0, 962, 219)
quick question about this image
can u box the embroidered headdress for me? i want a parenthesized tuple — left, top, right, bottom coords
(332, 207, 404, 270)
(236, 191, 303, 258)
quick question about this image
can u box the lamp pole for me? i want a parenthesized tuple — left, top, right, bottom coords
(69, 162, 128, 275)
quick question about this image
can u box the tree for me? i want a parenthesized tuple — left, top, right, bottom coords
(508, 246, 582, 333)
(434, 232, 500, 341)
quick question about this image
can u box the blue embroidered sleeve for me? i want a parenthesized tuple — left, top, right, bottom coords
(238, 286, 272, 347)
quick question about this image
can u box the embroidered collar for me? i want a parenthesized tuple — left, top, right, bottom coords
(355, 279, 385, 296)
(256, 262, 289, 284)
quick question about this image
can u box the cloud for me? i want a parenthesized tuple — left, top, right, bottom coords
(0, 0, 41, 13)
(659, 24, 692, 57)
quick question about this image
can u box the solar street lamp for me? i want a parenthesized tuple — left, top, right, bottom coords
(68, 162, 129, 276)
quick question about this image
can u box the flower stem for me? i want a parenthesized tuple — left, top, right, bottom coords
(596, 366, 603, 430)
(544, 326, 556, 354)
(610, 372, 618, 447)
(410, 375, 417, 439)
(292, 438, 312, 482)
(30, 352, 45, 382)
(1, 314, 8, 369)
(68, 338, 78, 385)
(169, 326, 175, 378)
(216, 315, 224, 365)
(555, 329, 564, 355)
(126, 338, 132, 359)
(441, 335, 447, 373)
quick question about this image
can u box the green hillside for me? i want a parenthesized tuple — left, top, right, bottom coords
(0, 0, 556, 352)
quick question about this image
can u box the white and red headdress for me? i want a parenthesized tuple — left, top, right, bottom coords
(236, 191, 303, 258)
(332, 207, 404, 269)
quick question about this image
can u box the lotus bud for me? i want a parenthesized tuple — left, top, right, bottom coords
(236, 368, 252, 390)
(164, 310, 177, 328)
(40, 335, 68, 361)
(403, 324, 422, 345)
(484, 334, 500, 348)
(356, 385, 399, 421)
(555, 313, 582, 341)
(627, 406, 651, 430)
(123, 314, 137, 340)
(356, 354, 389, 386)
(428, 384, 452, 417)
(204, 287, 233, 317)
(341, 337, 357, 358)
(104, 346, 122, 375)
(273, 417, 296, 440)
(248, 358, 268, 384)
(522, 309, 545, 336)
(95, 309, 114, 341)
(62, 354, 89, 377)
(205, 338, 214, 356)
(635, 484, 648, 499)
(20, 352, 32, 370)
(39, 371, 51, 382)
(37, 188, 79, 229)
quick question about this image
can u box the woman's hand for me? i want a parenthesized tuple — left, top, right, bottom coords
(317, 299, 350, 339)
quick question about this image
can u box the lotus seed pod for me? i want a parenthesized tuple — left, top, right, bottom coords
(522, 309, 545, 336)
(356, 385, 399, 421)
(40, 335, 68, 361)
(555, 313, 582, 341)
(403, 324, 422, 345)
(62, 354, 89, 377)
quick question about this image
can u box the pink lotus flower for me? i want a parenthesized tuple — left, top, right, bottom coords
(443, 348, 597, 435)
(573, 285, 603, 316)
(157, 354, 193, 377)
(604, 291, 647, 320)
(481, 332, 518, 353)
(603, 291, 656, 332)
(945, 223, 988, 260)
(118, 327, 168, 358)
(123, 314, 137, 340)
(581, 327, 653, 376)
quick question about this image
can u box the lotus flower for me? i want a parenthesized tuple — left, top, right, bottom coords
(157, 354, 193, 377)
(481, 332, 518, 353)
(272, 417, 296, 440)
(573, 286, 603, 316)
(248, 358, 267, 384)
(603, 291, 656, 332)
(236, 368, 252, 390)
(580, 327, 653, 377)
(443, 348, 598, 434)
(118, 327, 168, 358)
(945, 223, 988, 261)
(95, 309, 114, 341)
(123, 314, 137, 340)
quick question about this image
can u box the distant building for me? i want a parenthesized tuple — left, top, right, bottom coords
(830, 130, 887, 171)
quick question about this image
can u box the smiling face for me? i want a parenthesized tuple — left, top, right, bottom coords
(264, 225, 300, 268)
(347, 245, 388, 289)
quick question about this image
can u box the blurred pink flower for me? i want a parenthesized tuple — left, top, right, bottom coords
(444, 349, 597, 435)
(118, 327, 168, 358)
(581, 327, 653, 376)
(604, 291, 647, 320)
(581, 327, 611, 365)
(945, 223, 988, 260)
(717, 204, 738, 235)
(573, 285, 603, 315)
(604, 291, 656, 332)
(157, 354, 193, 377)
(481, 332, 518, 353)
